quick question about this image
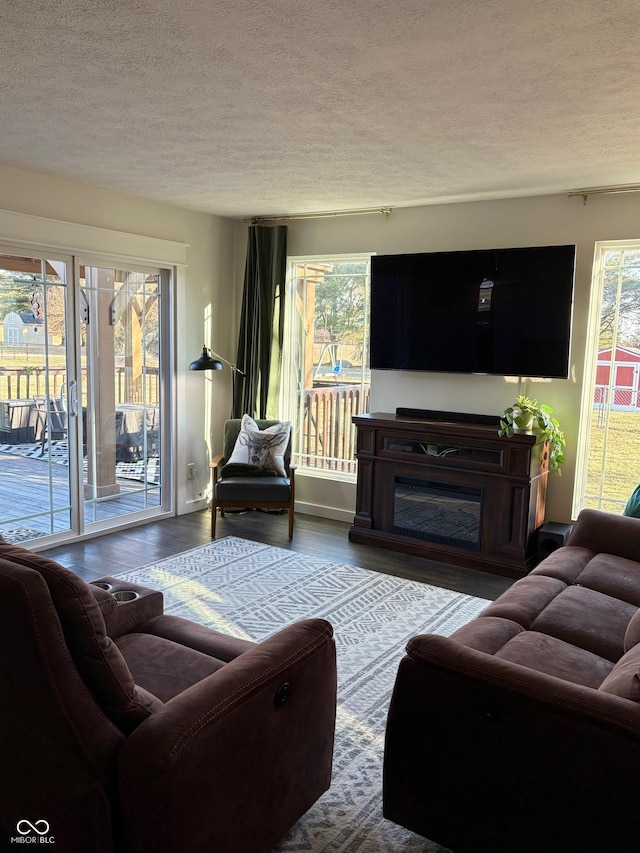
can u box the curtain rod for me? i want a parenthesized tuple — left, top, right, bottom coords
(244, 207, 392, 224)
(567, 184, 640, 205)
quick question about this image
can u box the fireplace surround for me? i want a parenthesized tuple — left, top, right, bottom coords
(349, 412, 549, 577)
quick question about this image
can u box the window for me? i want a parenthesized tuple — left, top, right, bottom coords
(281, 256, 371, 476)
(574, 242, 640, 515)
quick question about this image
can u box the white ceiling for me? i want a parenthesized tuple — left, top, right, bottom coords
(2, 0, 640, 219)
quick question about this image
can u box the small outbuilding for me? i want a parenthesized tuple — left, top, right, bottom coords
(595, 346, 640, 410)
(2, 312, 44, 345)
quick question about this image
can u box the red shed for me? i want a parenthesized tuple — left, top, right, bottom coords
(595, 346, 640, 409)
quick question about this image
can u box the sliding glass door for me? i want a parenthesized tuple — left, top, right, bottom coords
(0, 252, 75, 542)
(0, 249, 172, 546)
(80, 264, 168, 528)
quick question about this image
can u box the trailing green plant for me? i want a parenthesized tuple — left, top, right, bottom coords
(498, 395, 566, 476)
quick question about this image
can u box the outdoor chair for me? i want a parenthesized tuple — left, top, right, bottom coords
(210, 417, 296, 539)
(33, 395, 68, 456)
(0, 538, 337, 852)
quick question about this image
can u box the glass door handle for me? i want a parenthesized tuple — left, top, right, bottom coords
(68, 379, 79, 417)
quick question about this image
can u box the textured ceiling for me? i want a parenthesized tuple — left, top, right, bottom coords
(2, 0, 640, 218)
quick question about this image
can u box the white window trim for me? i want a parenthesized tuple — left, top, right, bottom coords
(282, 253, 374, 481)
(573, 238, 640, 517)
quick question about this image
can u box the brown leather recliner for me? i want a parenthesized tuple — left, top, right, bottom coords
(0, 540, 337, 852)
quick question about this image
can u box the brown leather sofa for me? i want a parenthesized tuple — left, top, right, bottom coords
(383, 509, 640, 853)
(0, 540, 337, 852)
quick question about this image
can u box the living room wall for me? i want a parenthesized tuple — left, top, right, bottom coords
(254, 191, 640, 525)
(0, 163, 238, 518)
(5, 163, 639, 531)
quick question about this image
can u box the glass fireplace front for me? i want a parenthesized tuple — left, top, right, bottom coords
(392, 476, 483, 550)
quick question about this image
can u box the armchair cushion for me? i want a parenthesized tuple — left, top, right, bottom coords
(216, 475, 292, 502)
(227, 414, 291, 476)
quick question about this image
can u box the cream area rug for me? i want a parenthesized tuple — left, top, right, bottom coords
(115, 537, 490, 852)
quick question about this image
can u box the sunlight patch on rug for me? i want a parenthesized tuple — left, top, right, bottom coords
(116, 536, 489, 852)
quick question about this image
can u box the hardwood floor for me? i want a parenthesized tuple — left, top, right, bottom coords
(42, 508, 514, 600)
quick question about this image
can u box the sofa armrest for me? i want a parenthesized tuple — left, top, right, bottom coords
(385, 633, 640, 853)
(567, 508, 640, 562)
(406, 632, 640, 734)
(118, 618, 336, 853)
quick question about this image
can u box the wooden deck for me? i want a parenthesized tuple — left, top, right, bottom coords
(0, 448, 161, 541)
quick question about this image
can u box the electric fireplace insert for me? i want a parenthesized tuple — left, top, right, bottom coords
(392, 476, 483, 550)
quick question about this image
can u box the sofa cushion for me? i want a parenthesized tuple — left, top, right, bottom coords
(598, 644, 640, 701)
(528, 545, 595, 584)
(0, 542, 157, 732)
(450, 617, 524, 654)
(574, 552, 640, 607)
(478, 575, 567, 629)
(495, 631, 614, 688)
(529, 585, 636, 662)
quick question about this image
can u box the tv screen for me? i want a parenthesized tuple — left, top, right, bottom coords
(370, 245, 575, 378)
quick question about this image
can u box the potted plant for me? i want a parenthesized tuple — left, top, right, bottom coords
(498, 395, 566, 475)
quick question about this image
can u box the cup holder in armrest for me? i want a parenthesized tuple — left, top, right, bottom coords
(90, 576, 164, 637)
(112, 590, 140, 603)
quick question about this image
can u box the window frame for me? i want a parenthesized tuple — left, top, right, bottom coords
(281, 253, 372, 481)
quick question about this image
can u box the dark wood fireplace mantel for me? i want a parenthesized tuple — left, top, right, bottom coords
(349, 412, 549, 577)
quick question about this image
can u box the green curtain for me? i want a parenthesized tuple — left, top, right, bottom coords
(232, 224, 288, 418)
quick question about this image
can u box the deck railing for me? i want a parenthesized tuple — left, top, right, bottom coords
(0, 367, 67, 400)
(2, 363, 366, 471)
(0, 366, 159, 406)
(299, 383, 370, 474)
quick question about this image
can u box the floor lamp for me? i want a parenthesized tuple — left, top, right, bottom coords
(188, 345, 245, 417)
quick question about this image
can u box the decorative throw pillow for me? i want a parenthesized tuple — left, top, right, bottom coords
(227, 414, 291, 476)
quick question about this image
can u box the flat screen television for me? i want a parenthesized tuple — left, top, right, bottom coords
(369, 245, 576, 378)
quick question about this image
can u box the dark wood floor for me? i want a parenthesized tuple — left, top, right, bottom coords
(42, 508, 514, 600)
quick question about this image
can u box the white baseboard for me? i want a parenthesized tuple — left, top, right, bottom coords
(294, 501, 354, 525)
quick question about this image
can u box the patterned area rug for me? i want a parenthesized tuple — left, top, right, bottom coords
(115, 537, 490, 852)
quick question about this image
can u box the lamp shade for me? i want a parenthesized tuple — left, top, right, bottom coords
(189, 346, 224, 371)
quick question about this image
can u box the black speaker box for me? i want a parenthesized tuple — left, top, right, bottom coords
(538, 521, 573, 559)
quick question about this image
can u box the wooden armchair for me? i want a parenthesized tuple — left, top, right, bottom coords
(209, 418, 295, 539)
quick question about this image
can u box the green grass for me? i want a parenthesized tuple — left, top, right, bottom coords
(585, 409, 640, 510)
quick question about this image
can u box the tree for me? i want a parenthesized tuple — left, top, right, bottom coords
(599, 266, 640, 350)
(0, 275, 35, 319)
(314, 262, 368, 349)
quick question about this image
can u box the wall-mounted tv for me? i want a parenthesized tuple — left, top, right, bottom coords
(370, 245, 576, 379)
